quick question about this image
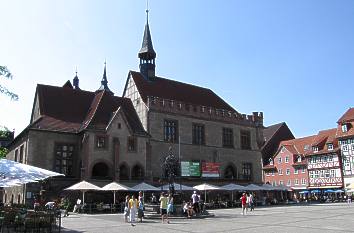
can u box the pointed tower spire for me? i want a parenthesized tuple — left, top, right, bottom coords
(138, 5, 156, 80)
(73, 67, 80, 90)
(97, 61, 114, 95)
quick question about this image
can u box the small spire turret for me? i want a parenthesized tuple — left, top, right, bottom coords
(97, 61, 114, 95)
(138, 6, 156, 80)
(73, 67, 80, 90)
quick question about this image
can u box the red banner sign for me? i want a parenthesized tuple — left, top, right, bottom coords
(202, 162, 220, 177)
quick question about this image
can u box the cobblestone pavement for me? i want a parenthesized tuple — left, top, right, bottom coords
(61, 203, 354, 233)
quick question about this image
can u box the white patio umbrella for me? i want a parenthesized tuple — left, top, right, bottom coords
(244, 184, 262, 191)
(221, 183, 245, 202)
(131, 182, 160, 191)
(160, 182, 195, 191)
(65, 180, 101, 205)
(193, 183, 221, 202)
(0, 159, 64, 187)
(101, 182, 131, 204)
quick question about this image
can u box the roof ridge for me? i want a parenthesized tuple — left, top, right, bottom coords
(82, 91, 106, 130)
(130, 70, 214, 92)
(37, 83, 93, 95)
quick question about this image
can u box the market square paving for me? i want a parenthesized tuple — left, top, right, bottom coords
(61, 203, 354, 233)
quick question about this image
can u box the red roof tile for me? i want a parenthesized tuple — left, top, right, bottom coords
(337, 107, 354, 123)
(34, 84, 147, 135)
(129, 71, 235, 111)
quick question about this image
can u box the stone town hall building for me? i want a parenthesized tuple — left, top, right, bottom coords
(4, 14, 264, 204)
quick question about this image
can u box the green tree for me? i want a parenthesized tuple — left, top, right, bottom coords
(0, 126, 11, 158)
(0, 66, 18, 100)
(0, 147, 8, 159)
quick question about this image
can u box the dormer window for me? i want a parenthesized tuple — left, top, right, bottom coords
(297, 156, 302, 163)
(342, 124, 348, 133)
(312, 146, 318, 152)
(327, 143, 333, 150)
(280, 146, 285, 153)
(269, 158, 273, 165)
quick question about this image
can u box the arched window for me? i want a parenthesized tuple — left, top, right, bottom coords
(131, 164, 144, 180)
(17, 194, 21, 204)
(92, 162, 110, 179)
(119, 164, 129, 180)
(224, 165, 237, 179)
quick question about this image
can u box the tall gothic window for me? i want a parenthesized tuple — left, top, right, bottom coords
(192, 123, 205, 145)
(55, 144, 74, 176)
(241, 130, 251, 150)
(222, 128, 233, 148)
(127, 136, 137, 152)
(242, 163, 252, 180)
(164, 120, 178, 143)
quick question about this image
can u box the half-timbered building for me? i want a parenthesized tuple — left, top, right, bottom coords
(336, 108, 354, 189)
(306, 128, 343, 190)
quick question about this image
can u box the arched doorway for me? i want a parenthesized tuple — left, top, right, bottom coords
(91, 162, 110, 179)
(131, 164, 144, 180)
(224, 165, 237, 179)
(119, 164, 129, 180)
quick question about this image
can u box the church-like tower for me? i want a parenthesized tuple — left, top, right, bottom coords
(97, 61, 114, 95)
(138, 9, 156, 80)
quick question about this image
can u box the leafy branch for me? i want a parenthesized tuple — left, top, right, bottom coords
(0, 66, 19, 101)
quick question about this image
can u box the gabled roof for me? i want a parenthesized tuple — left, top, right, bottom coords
(128, 71, 235, 111)
(29, 84, 147, 135)
(305, 128, 339, 156)
(262, 122, 294, 149)
(337, 107, 354, 123)
(336, 108, 354, 139)
(280, 135, 316, 155)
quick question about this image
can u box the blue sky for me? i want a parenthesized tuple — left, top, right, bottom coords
(0, 0, 353, 138)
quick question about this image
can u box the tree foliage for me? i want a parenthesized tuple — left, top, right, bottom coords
(0, 126, 11, 158)
(0, 66, 19, 101)
(0, 147, 8, 159)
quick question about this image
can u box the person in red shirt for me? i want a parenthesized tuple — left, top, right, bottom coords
(240, 193, 247, 215)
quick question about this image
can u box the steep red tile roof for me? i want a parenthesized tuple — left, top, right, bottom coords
(32, 116, 82, 133)
(32, 84, 147, 135)
(37, 84, 94, 123)
(128, 71, 235, 111)
(278, 129, 339, 157)
(280, 135, 316, 155)
(336, 122, 354, 139)
(337, 107, 354, 123)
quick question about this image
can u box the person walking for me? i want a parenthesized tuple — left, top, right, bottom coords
(159, 192, 169, 224)
(167, 193, 174, 217)
(249, 193, 255, 211)
(72, 198, 82, 213)
(138, 191, 144, 223)
(191, 191, 200, 214)
(240, 193, 247, 215)
(123, 195, 130, 223)
(129, 195, 138, 226)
